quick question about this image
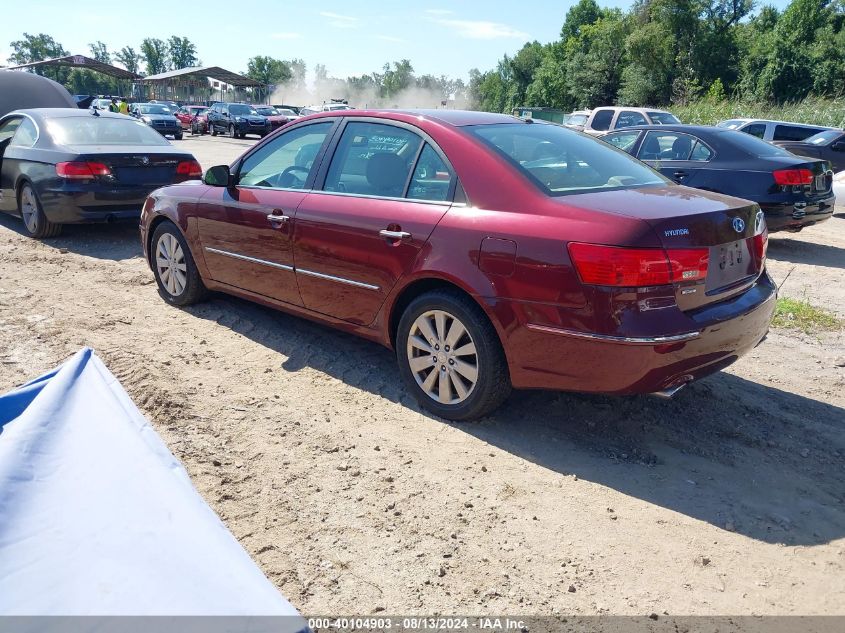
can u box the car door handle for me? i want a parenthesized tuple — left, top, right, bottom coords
(379, 229, 411, 240)
(267, 213, 290, 223)
(673, 171, 689, 179)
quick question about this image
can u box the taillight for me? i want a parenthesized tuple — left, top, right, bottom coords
(568, 243, 709, 287)
(176, 160, 203, 177)
(751, 229, 768, 271)
(773, 168, 813, 186)
(56, 161, 111, 179)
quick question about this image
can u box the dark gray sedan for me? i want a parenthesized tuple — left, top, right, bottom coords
(774, 129, 845, 173)
(131, 102, 183, 140)
(0, 108, 200, 237)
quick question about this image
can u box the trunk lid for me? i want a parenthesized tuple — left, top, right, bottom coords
(76, 152, 188, 186)
(561, 185, 766, 310)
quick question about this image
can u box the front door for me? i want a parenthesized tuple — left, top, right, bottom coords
(0, 116, 23, 212)
(293, 120, 455, 325)
(195, 120, 336, 305)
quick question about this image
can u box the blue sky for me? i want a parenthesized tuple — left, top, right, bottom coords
(6, 0, 793, 82)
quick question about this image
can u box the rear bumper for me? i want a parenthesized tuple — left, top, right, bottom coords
(762, 195, 834, 232)
(38, 187, 153, 224)
(494, 272, 777, 394)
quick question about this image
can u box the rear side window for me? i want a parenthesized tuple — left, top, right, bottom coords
(590, 109, 614, 131)
(773, 124, 819, 141)
(741, 123, 766, 139)
(324, 122, 422, 198)
(10, 117, 37, 147)
(408, 144, 453, 202)
(603, 131, 640, 154)
(0, 117, 22, 142)
(616, 111, 647, 128)
(469, 123, 667, 196)
(690, 141, 713, 161)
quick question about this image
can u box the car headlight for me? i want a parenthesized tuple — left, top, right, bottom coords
(235, 116, 243, 122)
(141, 116, 151, 123)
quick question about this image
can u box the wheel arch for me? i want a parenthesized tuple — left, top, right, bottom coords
(386, 274, 510, 355)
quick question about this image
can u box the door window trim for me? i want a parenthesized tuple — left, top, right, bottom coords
(231, 118, 342, 192)
(638, 130, 715, 162)
(0, 113, 40, 148)
(312, 116, 461, 205)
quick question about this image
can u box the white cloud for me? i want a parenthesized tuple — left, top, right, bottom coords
(425, 9, 453, 15)
(272, 32, 302, 40)
(320, 11, 359, 28)
(377, 35, 405, 43)
(434, 18, 528, 40)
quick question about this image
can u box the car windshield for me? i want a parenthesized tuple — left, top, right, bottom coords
(647, 112, 681, 124)
(276, 109, 297, 116)
(468, 123, 667, 196)
(139, 104, 170, 115)
(717, 119, 745, 129)
(255, 107, 278, 115)
(723, 129, 792, 157)
(805, 129, 842, 145)
(229, 104, 257, 116)
(46, 117, 171, 146)
(566, 114, 588, 126)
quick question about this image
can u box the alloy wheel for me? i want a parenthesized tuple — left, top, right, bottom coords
(20, 186, 39, 234)
(155, 233, 187, 297)
(406, 309, 479, 405)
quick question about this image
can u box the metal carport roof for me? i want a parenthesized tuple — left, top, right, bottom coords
(6, 55, 141, 80)
(139, 66, 262, 87)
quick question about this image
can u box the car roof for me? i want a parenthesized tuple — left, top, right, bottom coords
(723, 118, 829, 128)
(593, 106, 672, 113)
(3, 108, 129, 121)
(300, 108, 522, 127)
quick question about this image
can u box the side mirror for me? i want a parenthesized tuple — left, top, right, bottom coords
(204, 164, 233, 187)
(831, 141, 845, 151)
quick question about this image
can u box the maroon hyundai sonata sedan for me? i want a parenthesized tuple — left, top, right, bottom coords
(140, 110, 775, 420)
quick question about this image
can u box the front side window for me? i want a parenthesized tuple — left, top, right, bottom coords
(741, 123, 766, 139)
(603, 131, 640, 154)
(324, 122, 423, 198)
(616, 111, 647, 128)
(237, 122, 333, 189)
(638, 131, 699, 161)
(590, 109, 614, 131)
(646, 111, 681, 125)
(469, 123, 667, 196)
(10, 118, 37, 147)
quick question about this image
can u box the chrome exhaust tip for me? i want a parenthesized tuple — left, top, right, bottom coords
(651, 377, 692, 399)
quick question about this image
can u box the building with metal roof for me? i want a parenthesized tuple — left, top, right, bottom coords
(6, 55, 141, 80)
(139, 66, 265, 104)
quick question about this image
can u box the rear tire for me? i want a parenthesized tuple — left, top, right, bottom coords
(211, 123, 218, 136)
(396, 289, 511, 421)
(174, 132, 183, 140)
(18, 183, 61, 239)
(150, 221, 207, 306)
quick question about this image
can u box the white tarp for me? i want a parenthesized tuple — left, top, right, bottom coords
(0, 348, 306, 631)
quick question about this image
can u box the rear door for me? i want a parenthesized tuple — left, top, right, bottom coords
(293, 119, 455, 325)
(0, 116, 23, 211)
(636, 130, 713, 187)
(194, 120, 337, 305)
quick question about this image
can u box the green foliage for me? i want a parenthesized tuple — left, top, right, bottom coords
(706, 78, 727, 102)
(246, 56, 292, 86)
(8, 33, 69, 83)
(113, 46, 141, 75)
(140, 38, 168, 76)
(772, 297, 843, 334)
(669, 95, 845, 127)
(167, 36, 198, 70)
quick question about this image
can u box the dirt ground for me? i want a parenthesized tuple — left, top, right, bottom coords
(0, 134, 843, 617)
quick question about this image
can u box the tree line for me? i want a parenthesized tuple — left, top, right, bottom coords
(467, 0, 845, 114)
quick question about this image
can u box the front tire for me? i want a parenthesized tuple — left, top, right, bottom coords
(211, 123, 218, 136)
(150, 221, 207, 306)
(229, 124, 237, 138)
(174, 132, 183, 140)
(396, 289, 511, 421)
(18, 183, 61, 238)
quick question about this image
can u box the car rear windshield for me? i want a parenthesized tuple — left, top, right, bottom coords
(723, 129, 793, 157)
(46, 117, 171, 146)
(805, 129, 842, 145)
(467, 123, 667, 196)
(229, 104, 257, 115)
(717, 119, 744, 129)
(567, 114, 587, 125)
(139, 104, 170, 115)
(647, 112, 681, 124)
